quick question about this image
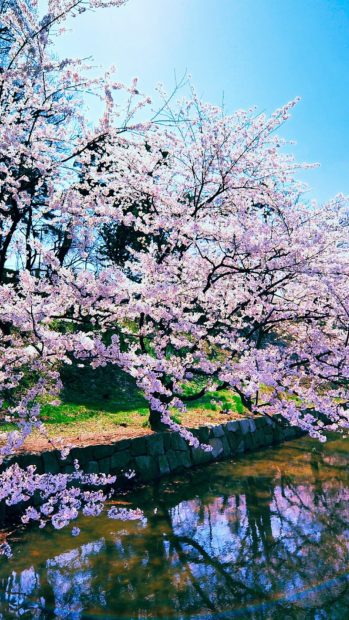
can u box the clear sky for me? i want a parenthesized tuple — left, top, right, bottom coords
(53, 0, 349, 202)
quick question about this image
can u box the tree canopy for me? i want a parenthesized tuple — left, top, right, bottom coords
(1, 0, 349, 549)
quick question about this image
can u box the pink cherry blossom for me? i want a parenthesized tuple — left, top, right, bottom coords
(1, 0, 349, 554)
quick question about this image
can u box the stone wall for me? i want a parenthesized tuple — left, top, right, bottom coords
(3, 414, 303, 484)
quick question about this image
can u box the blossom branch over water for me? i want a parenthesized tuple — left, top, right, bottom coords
(1, 0, 349, 550)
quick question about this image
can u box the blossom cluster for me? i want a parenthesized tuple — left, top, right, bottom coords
(1, 0, 349, 552)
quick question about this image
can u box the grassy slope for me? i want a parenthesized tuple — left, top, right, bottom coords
(37, 364, 245, 437)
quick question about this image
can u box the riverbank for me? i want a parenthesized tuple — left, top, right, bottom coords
(2, 434, 347, 619)
(0, 414, 304, 528)
(0, 380, 247, 453)
(0, 406, 244, 455)
(2, 414, 303, 483)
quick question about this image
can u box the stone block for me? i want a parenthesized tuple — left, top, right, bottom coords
(284, 426, 298, 439)
(18, 453, 44, 474)
(93, 444, 115, 460)
(243, 432, 256, 451)
(226, 420, 241, 433)
(237, 440, 245, 454)
(167, 449, 191, 472)
(240, 419, 251, 434)
(264, 432, 274, 445)
(115, 439, 131, 451)
(212, 424, 225, 438)
(178, 451, 192, 469)
(147, 434, 165, 456)
(191, 446, 213, 466)
(98, 457, 111, 474)
(225, 430, 241, 452)
(42, 451, 60, 475)
(86, 461, 99, 474)
(162, 432, 172, 451)
(131, 436, 148, 456)
(170, 433, 189, 451)
(272, 427, 284, 444)
(69, 446, 93, 466)
(63, 465, 75, 474)
(254, 417, 266, 429)
(208, 438, 224, 459)
(157, 455, 171, 476)
(197, 426, 211, 443)
(221, 435, 232, 458)
(134, 455, 158, 481)
(253, 429, 266, 447)
(110, 450, 131, 472)
(249, 419, 257, 432)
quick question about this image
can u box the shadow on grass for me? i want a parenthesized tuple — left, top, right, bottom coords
(40, 363, 244, 426)
(40, 364, 148, 425)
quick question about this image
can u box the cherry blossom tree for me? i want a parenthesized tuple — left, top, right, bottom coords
(1, 0, 349, 552)
(0, 0, 149, 550)
(53, 93, 349, 438)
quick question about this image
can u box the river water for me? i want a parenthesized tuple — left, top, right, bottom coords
(0, 435, 348, 619)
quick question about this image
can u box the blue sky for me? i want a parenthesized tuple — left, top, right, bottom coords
(53, 0, 349, 202)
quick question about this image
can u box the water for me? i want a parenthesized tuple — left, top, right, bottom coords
(0, 435, 348, 619)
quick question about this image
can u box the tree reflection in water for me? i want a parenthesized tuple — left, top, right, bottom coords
(0, 435, 349, 619)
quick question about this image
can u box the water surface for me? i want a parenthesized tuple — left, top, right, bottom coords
(0, 435, 348, 619)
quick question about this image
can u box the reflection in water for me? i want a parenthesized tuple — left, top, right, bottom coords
(0, 435, 349, 619)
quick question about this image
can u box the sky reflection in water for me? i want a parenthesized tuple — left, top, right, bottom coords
(0, 435, 349, 619)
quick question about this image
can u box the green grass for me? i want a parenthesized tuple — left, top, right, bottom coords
(41, 365, 244, 425)
(40, 387, 244, 429)
(1, 364, 246, 438)
(38, 364, 150, 430)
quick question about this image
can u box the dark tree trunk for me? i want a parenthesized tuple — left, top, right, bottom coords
(149, 408, 168, 432)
